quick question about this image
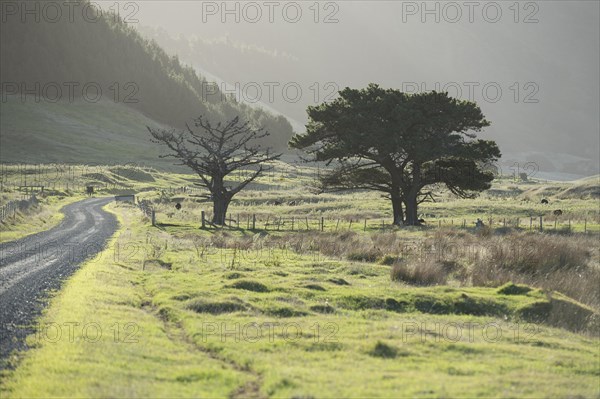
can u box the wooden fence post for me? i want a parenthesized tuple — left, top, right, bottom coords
(151, 210, 156, 227)
(530, 217, 533, 230)
(291, 216, 295, 231)
(201, 211, 205, 229)
(539, 215, 543, 232)
(364, 219, 367, 232)
(321, 217, 324, 231)
(584, 219, 587, 233)
(252, 214, 256, 230)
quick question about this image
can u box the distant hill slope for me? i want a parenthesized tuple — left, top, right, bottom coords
(0, 96, 177, 169)
(0, 0, 294, 160)
(518, 175, 600, 200)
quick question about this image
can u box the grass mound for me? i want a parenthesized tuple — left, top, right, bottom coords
(497, 283, 533, 295)
(327, 278, 350, 286)
(518, 297, 599, 334)
(264, 306, 309, 318)
(186, 300, 249, 315)
(229, 280, 270, 292)
(304, 284, 326, 291)
(224, 272, 244, 280)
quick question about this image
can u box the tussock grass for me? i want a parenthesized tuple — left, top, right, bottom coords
(391, 260, 450, 286)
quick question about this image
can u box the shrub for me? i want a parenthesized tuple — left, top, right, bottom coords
(368, 341, 398, 359)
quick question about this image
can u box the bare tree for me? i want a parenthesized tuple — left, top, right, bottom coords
(149, 116, 281, 225)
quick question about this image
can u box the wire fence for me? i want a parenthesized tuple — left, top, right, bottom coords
(137, 200, 156, 226)
(0, 195, 39, 222)
(150, 210, 598, 234)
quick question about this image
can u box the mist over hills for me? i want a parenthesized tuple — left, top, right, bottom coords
(135, 1, 599, 177)
(0, 1, 598, 178)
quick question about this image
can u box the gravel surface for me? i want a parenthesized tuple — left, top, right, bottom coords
(0, 197, 118, 368)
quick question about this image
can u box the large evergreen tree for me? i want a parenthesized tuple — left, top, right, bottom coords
(290, 84, 501, 225)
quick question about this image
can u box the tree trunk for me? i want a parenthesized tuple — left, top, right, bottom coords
(404, 194, 419, 226)
(388, 170, 405, 226)
(211, 176, 230, 225)
(404, 164, 421, 226)
(212, 195, 230, 225)
(391, 191, 404, 225)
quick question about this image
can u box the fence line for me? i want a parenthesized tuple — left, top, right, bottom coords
(184, 212, 596, 234)
(137, 200, 156, 226)
(0, 195, 38, 222)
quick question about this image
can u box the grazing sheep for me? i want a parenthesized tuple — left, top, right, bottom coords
(418, 218, 426, 224)
(475, 218, 485, 229)
(288, 200, 297, 206)
(553, 209, 563, 216)
(175, 202, 182, 210)
(541, 199, 549, 204)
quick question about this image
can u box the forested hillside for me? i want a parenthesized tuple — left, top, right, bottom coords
(0, 1, 294, 158)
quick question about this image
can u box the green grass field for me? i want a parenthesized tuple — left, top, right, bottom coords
(0, 165, 599, 398)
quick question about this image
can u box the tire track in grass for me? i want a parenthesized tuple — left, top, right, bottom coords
(139, 280, 265, 399)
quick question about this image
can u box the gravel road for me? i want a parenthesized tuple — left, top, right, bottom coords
(0, 197, 118, 368)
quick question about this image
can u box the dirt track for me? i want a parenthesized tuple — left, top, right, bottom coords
(0, 197, 118, 368)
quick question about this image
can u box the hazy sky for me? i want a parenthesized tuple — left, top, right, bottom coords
(97, 1, 600, 172)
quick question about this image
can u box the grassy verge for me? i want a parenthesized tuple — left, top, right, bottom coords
(0, 195, 84, 243)
(1, 203, 598, 397)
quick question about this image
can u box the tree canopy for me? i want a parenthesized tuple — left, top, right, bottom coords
(290, 84, 501, 225)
